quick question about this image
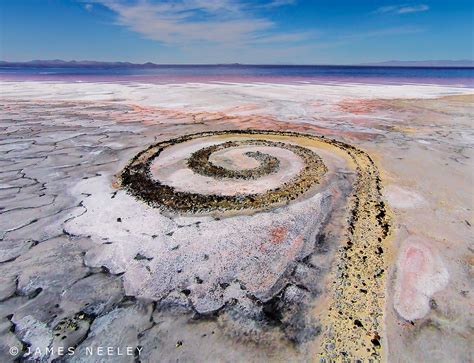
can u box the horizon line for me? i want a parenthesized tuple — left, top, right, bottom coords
(1, 59, 474, 69)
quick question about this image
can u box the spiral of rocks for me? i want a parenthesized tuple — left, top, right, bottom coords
(120, 131, 327, 213)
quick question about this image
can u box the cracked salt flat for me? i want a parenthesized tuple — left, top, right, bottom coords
(0, 84, 472, 362)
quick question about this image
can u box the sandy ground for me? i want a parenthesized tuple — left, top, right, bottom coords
(0, 81, 472, 362)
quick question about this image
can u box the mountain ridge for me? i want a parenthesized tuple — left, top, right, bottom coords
(1, 59, 473, 68)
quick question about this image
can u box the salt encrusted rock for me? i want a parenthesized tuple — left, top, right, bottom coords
(71, 303, 153, 363)
(291, 264, 321, 294)
(0, 318, 23, 362)
(15, 315, 53, 361)
(13, 236, 92, 295)
(70, 174, 335, 312)
(279, 285, 320, 343)
(0, 239, 34, 263)
(394, 236, 449, 321)
(282, 285, 308, 305)
(156, 290, 192, 314)
(59, 273, 124, 317)
(12, 291, 62, 325)
(50, 313, 92, 361)
(0, 276, 16, 301)
(0, 296, 30, 320)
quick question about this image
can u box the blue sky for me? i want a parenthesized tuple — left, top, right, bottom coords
(1, 0, 473, 64)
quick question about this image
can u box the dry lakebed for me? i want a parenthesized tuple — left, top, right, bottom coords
(0, 81, 472, 362)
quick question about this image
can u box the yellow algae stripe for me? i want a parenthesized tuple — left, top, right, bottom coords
(319, 141, 391, 361)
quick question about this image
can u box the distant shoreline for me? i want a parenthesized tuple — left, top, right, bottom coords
(1, 63, 472, 87)
(1, 60, 473, 69)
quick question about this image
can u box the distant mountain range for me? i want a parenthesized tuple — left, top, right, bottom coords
(360, 60, 474, 67)
(0, 60, 159, 68)
(0, 59, 473, 68)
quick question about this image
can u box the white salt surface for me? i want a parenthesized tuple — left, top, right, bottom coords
(1, 81, 471, 121)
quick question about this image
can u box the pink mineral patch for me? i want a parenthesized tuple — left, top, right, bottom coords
(336, 99, 385, 114)
(270, 226, 288, 245)
(394, 236, 449, 321)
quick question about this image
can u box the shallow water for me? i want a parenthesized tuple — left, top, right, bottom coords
(1, 64, 473, 86)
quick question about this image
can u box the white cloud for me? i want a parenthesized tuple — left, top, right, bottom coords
(84, 3, 93, 11)
(93, 0, 306, 46)
(261, 0, 297, 8)
(375, 4, 429, 15)
(397, 4, 429, 14)
(84, 1, 426, 64)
